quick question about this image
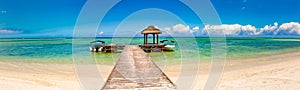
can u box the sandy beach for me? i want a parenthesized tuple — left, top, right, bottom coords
(1, 51, 300, 90)
(0, 61, 80, 90)
(219, 50, 300, 90)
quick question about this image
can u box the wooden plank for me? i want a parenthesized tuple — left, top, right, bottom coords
(102, 46, 176, 90)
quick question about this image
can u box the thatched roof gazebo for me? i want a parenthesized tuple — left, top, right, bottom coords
(141, 26, 162, 44)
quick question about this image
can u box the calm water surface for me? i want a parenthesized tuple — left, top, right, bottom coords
(1, 38, 300, 63)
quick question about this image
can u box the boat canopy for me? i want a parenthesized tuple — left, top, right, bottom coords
(160, 40, 169, 43)
(90, 40, 105, 44)
(160, 40, 175, 43)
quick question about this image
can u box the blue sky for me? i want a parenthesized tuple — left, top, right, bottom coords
(1, 0, 300, 38)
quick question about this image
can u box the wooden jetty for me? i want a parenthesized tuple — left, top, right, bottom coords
(102, 46, 176, 90)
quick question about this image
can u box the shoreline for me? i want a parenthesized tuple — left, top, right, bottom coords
(0, 50, 300, 89)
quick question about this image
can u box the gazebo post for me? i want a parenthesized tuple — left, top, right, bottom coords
(153, 34, 155, 44)
(156, 34, 159, 44)
(146, 34, 148, 44)
(143, 34, 145, 44)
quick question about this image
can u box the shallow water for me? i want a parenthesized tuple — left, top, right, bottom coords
(0, 38, 300, 63)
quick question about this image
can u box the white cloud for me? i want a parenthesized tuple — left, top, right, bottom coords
(192, 26, 200, 32)
(240, 25, 258, 35)
(203, 24, 239, 35)
(163, 24, 199, 34)
(202, 24, 257, 35)
(257, 22, 279, 35)
(202, 22, 300, 36)
(276, 22, 300, 35)
(97, 31, 104, 35)
(172, 24, 191, 33)
(162, 22, 300, 37)
(0, 30, 23, 34)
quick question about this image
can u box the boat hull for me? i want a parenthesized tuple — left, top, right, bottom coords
(90, 47, 103, 52)
(164, 45, 175, 51)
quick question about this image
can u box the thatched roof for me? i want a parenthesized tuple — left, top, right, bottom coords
(141, 26, 162, 34)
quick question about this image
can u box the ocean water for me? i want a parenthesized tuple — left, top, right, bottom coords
(0, 38, 300, 63)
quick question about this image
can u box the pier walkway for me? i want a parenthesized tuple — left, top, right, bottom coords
(102, 46, 176, 90)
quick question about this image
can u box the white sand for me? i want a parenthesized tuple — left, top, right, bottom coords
(219, 51, 300, 90)
(0, 51, 300, 89)
(0, 62, 81, 90)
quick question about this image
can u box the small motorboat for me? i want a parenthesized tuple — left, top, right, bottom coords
(164, 45, 175, 51)
(160, 40, 176, 51)
(90, 40, 105, 52)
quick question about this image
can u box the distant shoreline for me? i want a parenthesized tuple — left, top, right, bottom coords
(1, 37, 300, 39)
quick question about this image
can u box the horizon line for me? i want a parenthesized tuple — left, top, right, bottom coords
(0, 36, 300, 39)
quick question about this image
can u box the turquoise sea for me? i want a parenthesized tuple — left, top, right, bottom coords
(1, 38, 300, 64)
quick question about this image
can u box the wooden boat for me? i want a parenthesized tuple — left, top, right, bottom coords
(160, 40, 175, 51)
(164, 45, 175, 51)
(90, 40, 105, 52)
